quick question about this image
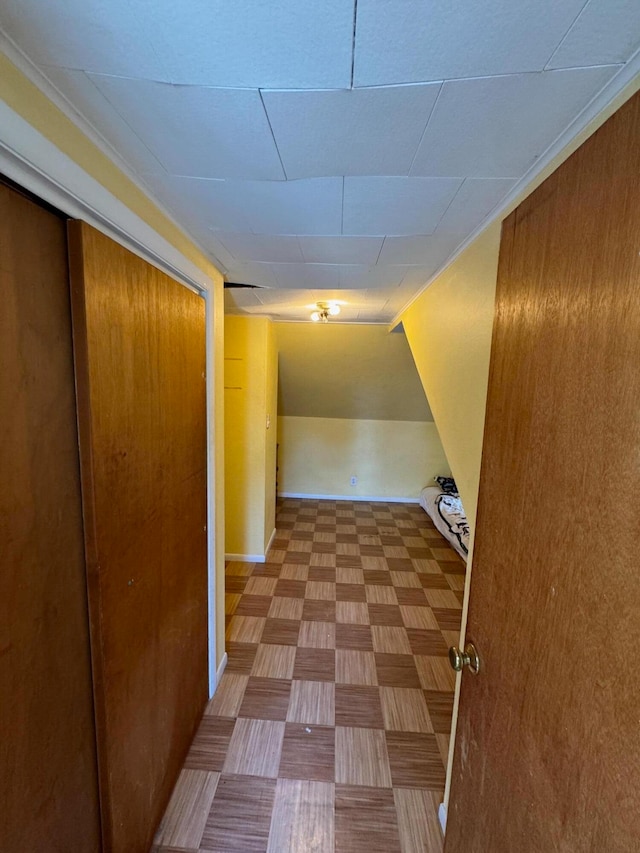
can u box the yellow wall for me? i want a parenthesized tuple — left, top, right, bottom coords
(401, 223, 501, 527)
(224, 316, 277, 557)
(400, 78, 640, 534)
(278, 416, 450, 499)
(263, 322, 278, 551)
(1, 54, 228, 668)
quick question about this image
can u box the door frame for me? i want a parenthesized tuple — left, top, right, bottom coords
(0, 95, 224, 697)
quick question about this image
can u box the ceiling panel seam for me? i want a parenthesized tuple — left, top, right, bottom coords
(350, 0, 358, 90)
(258, 87, 288, 179)
(406, 80, 444, 174)
(432, 179, 468, 234)
(544, 0, 591, 71)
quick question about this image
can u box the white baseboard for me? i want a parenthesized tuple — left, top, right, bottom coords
(438, 802, 447, 834)
(278, 492, 420, 504)
(225, 553, 266, 563)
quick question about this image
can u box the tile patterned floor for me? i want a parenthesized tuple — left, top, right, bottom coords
(153, 498, 466, 853)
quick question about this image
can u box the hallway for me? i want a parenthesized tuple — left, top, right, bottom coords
(153, 497, 465, 852)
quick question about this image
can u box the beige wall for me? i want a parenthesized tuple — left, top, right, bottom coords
(225, 316, 277, 558)
(276, 322, 432, 421)
(401, 223, 501, 527)
(278, 416, 449, 500)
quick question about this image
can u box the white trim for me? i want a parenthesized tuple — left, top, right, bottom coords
(204, 292, 218, 697)
(0, 101, 213, 295)
(225, 553, 267, 563)
(278, 492, 420, 503)
(210, 652, 228, 699)
(265, 527, 277, 554)
(438, 803, 447, 834)
(392, 52, 640, 327)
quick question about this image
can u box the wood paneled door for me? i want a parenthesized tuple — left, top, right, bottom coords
(445, 92, 640, 851)
(0, 182, 101, 851)
(68, 222, 208, 853)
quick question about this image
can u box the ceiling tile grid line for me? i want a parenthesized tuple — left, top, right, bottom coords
(1, 1, 639, 322)
(258, 87, 289, 179)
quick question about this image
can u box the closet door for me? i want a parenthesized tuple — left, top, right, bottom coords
(0, 184, 101, 851)
(68, 222, 208, 853)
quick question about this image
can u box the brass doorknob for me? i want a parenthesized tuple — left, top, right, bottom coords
(448, 642, 481, 675)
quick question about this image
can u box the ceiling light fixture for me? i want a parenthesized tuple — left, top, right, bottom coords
(310, 301, 341, 323)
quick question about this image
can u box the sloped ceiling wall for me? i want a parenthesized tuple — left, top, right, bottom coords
(275, 322, 432, 421)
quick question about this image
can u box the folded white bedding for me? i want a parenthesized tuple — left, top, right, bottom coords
(419, 486, 469, 561)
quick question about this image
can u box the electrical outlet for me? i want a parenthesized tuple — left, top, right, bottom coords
(350, 476, 357, 486)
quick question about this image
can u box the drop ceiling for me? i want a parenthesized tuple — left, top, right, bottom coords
(1, 1, 638, 322)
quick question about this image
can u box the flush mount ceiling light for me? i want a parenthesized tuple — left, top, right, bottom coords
(310, 301, 341, 323)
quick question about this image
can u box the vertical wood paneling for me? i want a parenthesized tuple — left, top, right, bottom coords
(0, 184, 101, 852)
(446, 91, 640, 851)
(68, 221, 208, 853)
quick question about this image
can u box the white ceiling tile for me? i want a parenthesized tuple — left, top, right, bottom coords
(141, 175, 252, 233)
(410, 67, 620, 179)
(195, 235, 235, 272)
(87, 74, 285, 180)
(262, 84, 440, 179)
(39, 66, 166, 177)
(223, 288, 263, 310)
(377, 234, 463, 266)
(216, 234, 304, 263)
(0, 0, 170, 79)
(224, 262, 279, 288)
(141, 176, 344, 237)
(134, 0, 354, 88)
(343, 177, 462, 235)
(435, 178, 516, 234)
(232, 179, 344, 235)
(271, 263, 343, 290)
(398, 266, 438, 289)
(298, 236, 384, 265)
(339, 265, 408, 290)
(308, 289, 385, 308)
(382, 278, 428, 316)
(256, 289, 316, 307)
(547, 0, 640, 69)
(353, 0, 586, 86)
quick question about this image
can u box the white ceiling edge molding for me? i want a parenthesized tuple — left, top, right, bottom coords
(391, 52, 640, 328)
(0, 31, 223, 289)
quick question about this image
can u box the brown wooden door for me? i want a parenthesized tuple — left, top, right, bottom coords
(446, 92, 640, 852)
(68, 222, 208, 853)
(0, 183, 101, 851)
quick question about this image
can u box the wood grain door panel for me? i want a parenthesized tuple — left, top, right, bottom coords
(68, 221, 208, 853)
(0, 184, 101, 851)
(445, 92, 640, 852)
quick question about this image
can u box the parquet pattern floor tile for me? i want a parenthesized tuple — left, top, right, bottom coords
(154, 498, 466, 853)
